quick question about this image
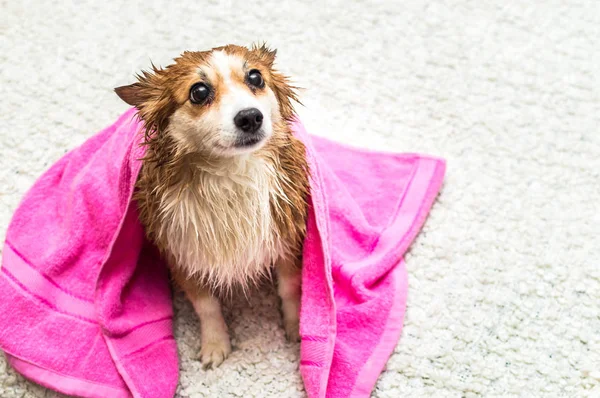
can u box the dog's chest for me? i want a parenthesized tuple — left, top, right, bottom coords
(159, 157, 287, 287)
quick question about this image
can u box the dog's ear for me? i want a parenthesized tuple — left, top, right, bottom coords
(114, 65, 175, 140)
(251, 43, 277, 68)
(114, 64, 164, 109)
(114, 83, 146, 107)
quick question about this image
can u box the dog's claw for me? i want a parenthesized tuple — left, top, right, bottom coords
(198, 338, 231, 369)
(284, 318, 301, 343)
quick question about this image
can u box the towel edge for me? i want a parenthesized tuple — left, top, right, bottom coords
(5, 353, 131, 398)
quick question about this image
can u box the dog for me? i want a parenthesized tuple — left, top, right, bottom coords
(115, 44, 309, 368)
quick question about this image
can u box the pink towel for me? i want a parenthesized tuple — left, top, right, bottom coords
(0, 108, 445, 398)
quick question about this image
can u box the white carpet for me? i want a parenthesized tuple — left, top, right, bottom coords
(1, 1, 599, 396)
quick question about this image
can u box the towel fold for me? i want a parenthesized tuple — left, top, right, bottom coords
(0, 108, 445, 397)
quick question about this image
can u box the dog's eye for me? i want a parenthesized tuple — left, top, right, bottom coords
(247, 70, 264, 88)
(190, 83, 210, 104)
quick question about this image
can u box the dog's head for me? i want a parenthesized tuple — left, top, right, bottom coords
(115, 44, 298, 157)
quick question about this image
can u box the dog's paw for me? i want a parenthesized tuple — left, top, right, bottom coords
(199, 337, 231, 369)
(284, 317, 300, 343)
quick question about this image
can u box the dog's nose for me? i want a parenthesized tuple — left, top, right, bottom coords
(234, 108, 263, 133)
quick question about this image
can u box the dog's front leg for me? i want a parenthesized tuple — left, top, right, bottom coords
(193, 287, 231, 368)
(174, 272, 231, 368)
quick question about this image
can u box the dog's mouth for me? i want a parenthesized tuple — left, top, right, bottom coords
(233, 134, 265, 148)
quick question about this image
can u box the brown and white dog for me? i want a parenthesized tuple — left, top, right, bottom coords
(115, 44, 309, 368)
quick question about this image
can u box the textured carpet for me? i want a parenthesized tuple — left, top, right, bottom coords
(1, 1, 599, 397)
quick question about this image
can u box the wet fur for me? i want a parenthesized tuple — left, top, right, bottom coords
(135, 124, 308, 291)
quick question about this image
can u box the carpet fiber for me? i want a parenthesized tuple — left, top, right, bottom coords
(1, 1, 599, 397)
